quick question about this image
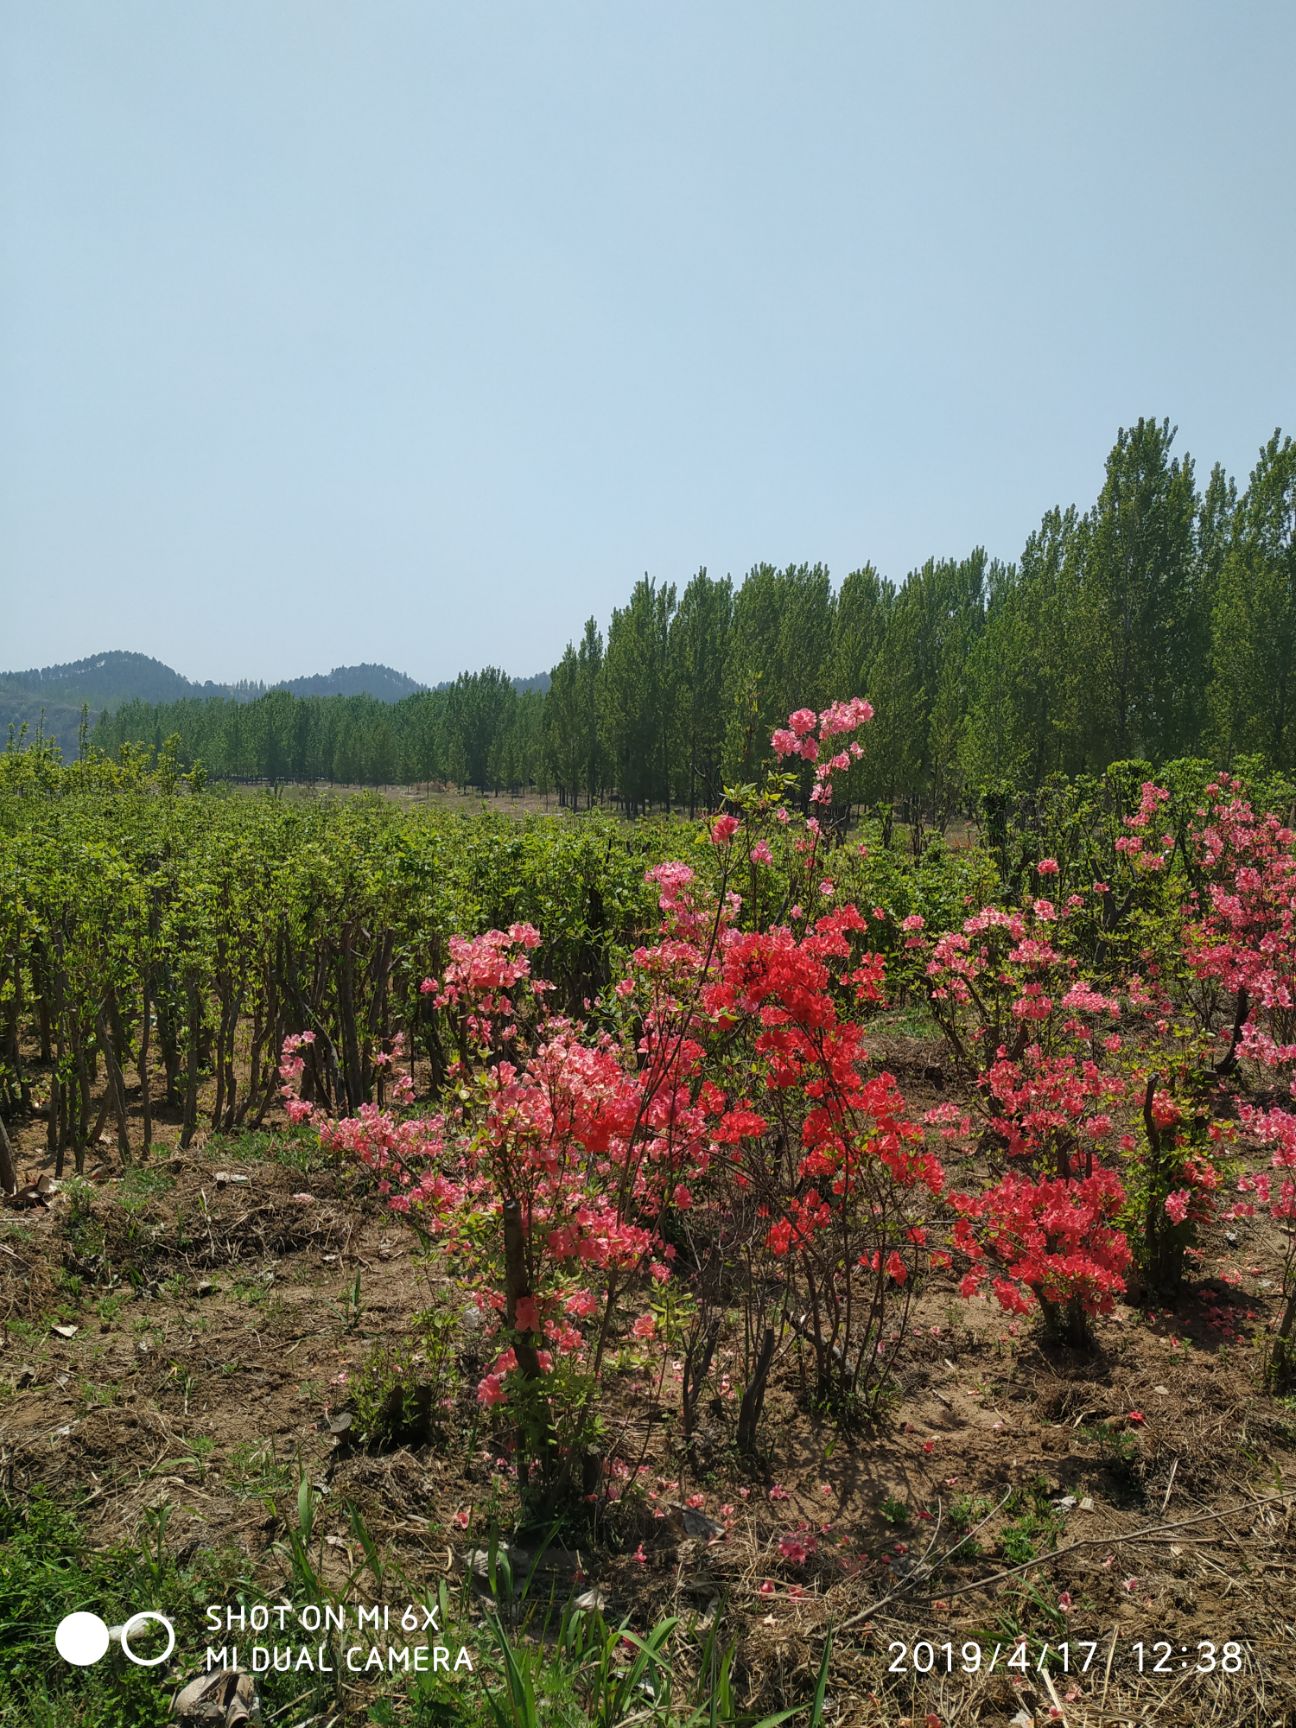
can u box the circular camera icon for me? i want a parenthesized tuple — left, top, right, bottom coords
(120, 1611, 176, 1667)
(55, 1612, 110, 1667)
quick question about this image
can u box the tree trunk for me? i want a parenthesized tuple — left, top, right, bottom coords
(737, 1326, 776, 1455)
(180, 979, 201, 1150)
(502, 1198, 555, 1490)
(0, 1114, 16, 1198)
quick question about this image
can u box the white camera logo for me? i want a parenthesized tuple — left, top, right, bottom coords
(55, 1610, 176, 1668)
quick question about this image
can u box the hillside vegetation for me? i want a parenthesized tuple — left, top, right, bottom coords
(0, 651, 429, 759)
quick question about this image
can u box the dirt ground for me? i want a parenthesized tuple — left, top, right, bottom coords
(4, 1068, 1296, 1727)
(251, 780, 602, 817)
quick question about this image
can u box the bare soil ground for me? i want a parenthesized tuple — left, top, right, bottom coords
(4, 1070, 1296, 1727)
(248, 780, 604, 818)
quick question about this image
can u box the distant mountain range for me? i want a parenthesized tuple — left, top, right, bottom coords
(0, 650, 548, 758)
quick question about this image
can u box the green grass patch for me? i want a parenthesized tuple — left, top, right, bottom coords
(0, 1485, 827, 1727)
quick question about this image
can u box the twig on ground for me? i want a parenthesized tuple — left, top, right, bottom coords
(837, 1486, 1294, 1630)
(1159, 1454, 1179, 1515)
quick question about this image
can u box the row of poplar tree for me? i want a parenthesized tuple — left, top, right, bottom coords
(92, 419, 1296, 819)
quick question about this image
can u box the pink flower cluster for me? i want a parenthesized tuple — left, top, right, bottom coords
(953, 1165, 1131, 1324)
(770, 697, 873, 804)
(1114, 781, 1175, 872)
(279, 1031, 316, 1125)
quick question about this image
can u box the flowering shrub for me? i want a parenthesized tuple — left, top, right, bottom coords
(1189, 780, 1296, 1381)
(1184, 778, 1296, 1074)
(1126, 1074, 1228, 1298)
(924, 895, 1137, 1093)
(1113, 778, 1177, 876)
(920, 885, 1205, 1332)
(1233, 1108, 1296, 1381)
(279, 1031, 318, 1125)
(984, 766, 1192, 992)
(698, 900, 944, 1415)
(284, 696, 951, 1505)
(277, 727, 1296, 1466)
(952, 1165, 1131, 1343)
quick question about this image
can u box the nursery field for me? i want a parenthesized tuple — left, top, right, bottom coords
(3, 712, 1296, 1728)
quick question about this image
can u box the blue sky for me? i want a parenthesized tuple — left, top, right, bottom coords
(3, 2, 1293, 686)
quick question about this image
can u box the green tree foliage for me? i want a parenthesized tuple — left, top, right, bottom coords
(669, 569, 732, 815)
(866, 552, 989, 828)
(0, 760, 668, 1156)
(723, 563, 834, 781)
(962, 507, 1084, 787)
(576, 618, 605, 808)
(600, 578, 676, 816)
(443, 668, 517, 791)
(1079, 417, 1201, 764)
(1209, 431, 1296, 767)
(545, 645, 586, 808)
(89, 418, 1293, 814)
(545, 621, 607, 810)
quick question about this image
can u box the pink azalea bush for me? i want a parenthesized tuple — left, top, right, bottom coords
(1187, 779, 1296, 1379)
(278, 718, 1296, 1485)
(283, 697, 952, 1503)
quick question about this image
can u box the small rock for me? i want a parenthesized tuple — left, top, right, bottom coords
(678, 1505, 726, 1541)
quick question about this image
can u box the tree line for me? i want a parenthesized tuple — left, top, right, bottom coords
(87, 419, 1296, 818)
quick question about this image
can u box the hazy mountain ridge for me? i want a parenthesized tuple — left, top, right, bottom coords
(3, 651, 211, 709)
(2, 650, 427, 706)
(276, 662, 425, 701)
(1, 650, 549, 757)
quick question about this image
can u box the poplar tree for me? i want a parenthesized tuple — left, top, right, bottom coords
(669, 569, 732, 815)
(1080, 418, 1200, 764)
(600, 578, 675, 815)
(1209, 432, 1296, 767)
